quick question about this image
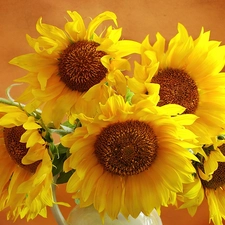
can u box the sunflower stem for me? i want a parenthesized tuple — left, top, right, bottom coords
(0, 97, 20, 106)
(51, 177, 69, 225)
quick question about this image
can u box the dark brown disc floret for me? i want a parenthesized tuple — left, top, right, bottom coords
(94, 120, 158, 176)
(3, 126, 41, 173)
(201, 144, 225, 190)
(58, 40, 107, 93)
(151, 68, 199, 114)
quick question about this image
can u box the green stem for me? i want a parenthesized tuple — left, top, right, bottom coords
(0, 97, 23, 107)
(51, 177, 69, 225)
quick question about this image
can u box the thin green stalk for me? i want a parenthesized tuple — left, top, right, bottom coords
(51, 177, 69, 225)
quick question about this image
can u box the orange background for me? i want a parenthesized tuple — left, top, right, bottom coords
(1, 0, 224, 224)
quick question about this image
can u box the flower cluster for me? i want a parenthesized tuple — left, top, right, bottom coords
(1, 10, 225, 225)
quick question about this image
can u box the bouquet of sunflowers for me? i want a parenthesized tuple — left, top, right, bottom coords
(1, 10, 225, 225)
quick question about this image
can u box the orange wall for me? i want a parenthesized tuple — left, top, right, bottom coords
(0, 1, 224, 224)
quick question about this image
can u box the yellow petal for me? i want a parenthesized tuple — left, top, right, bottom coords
(81, 165, 103, 201)
(22, 145, 44, 164)
(65, 11, 86, 41)
(23, 116, 41, 130)
(36, 18, 68, 47)
(85, 11, 117, 40)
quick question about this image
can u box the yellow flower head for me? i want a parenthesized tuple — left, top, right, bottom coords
(61, 94, 199, 220)
(127, 23, 225, 145)
(10, 11, 140, 127)
(0, 103, 53, 221)
(178, 141, 225, 225)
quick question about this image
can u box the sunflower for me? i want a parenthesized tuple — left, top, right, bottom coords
(178, 140, 225, 225)
(0, 103, 54, 221)
(61, 94, 199, 220)
(127, 23, 225, 145)
(10, 11, 140, 127)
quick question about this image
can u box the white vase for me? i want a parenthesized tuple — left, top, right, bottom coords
(67, 205, 163, 225)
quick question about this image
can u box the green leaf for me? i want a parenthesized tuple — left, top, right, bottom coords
(56, 170, 75, 184)
(49, 142, 58, 154)
(52, 153, 67, 176)
(43, 129, 53, 143)
(57, 143, 69, 154)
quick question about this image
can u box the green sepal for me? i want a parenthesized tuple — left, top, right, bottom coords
(218, 135, 225, 140)
(125, 88, 134, 104)
(43, 128, 53, 143)
(75, 198, 80, 205)
(62, 119, 81, 129)
(203, 144, 215, 156)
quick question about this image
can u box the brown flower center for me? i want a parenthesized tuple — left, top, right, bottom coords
(3, 126, 41, 173)
(201, 144, 225, 190)
(94, 120, 158, 176)
(58, 40, 107, 92)
(151, 68, 199, 114)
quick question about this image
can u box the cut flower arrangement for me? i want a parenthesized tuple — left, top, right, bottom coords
(1, 10, 225, 225)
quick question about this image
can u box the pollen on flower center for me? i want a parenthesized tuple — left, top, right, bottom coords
(94, 120, 158, 176)
(3, 126, 41, 173)
(201, 144, 225, 190)
(58, 40, 108, 93)
(151, 68, 199, 114)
